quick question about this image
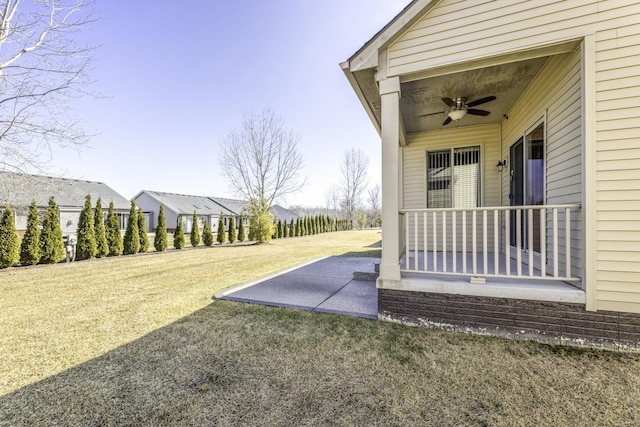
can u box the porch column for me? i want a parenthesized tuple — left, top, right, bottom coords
(379, 77, 401, 282)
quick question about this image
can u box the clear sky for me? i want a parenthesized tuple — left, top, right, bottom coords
(48, 1, 407, 208)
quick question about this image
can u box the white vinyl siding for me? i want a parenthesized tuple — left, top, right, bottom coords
(594, 21, 640, 313)
(387, 0, 640, 78)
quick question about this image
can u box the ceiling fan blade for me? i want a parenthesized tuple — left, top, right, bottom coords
(467, 108, 491, 116)
(466, 96, 496, 108)
(441, 97, 456, 107)
(419, 111, 444, 117)
(442, 117, 452, 126)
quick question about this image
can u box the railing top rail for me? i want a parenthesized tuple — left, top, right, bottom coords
(400, 204, 581, 213)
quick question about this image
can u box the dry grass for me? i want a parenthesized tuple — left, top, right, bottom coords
(2, 229, 640, 426)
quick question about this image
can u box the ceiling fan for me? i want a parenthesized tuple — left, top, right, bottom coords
(421, 96, 496, 126)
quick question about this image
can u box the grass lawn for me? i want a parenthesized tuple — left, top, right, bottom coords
(1, 229, 640, 426)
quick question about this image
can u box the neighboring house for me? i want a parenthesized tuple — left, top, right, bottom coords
(134, 191, 234, 233)
(342, 0, 640, 347)
(270, 204, 299, 225)
(0, 171, 131, 236)
(135, 191, 299, 233)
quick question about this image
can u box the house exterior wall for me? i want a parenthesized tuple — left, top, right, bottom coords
(500, 50, 583, 280)
(135, 193, 178, 232)
(387, 0, 638, 79)
(594, 21, 640, 313)
(387, 0, 640, 313)
(403, 123, 501, 249)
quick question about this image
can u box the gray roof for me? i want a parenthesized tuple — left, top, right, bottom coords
(137, 191, 235, 217)
(0, 171, 130, 211)
(271, 204, 299, 223)
(208, 197, 250, 216)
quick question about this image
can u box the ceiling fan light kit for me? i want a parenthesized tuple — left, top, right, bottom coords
(448, 109, 467, 121)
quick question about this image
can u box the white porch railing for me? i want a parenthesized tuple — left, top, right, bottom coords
(400, 205, 581, 281)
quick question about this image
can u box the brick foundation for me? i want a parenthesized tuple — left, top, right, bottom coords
(379, 289, 640, 350)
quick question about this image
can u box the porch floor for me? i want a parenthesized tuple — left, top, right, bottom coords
(395, 251, 584, 304)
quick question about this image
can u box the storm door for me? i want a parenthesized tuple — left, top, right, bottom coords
(510, 121, 545, 253)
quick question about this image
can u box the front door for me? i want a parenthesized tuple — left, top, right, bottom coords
(510, 121, 545, 253)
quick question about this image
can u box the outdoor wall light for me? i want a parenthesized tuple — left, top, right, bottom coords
(496, 160, 506, 172)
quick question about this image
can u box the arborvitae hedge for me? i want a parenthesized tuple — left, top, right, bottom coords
(94, 198, 109, 258)
(76, 195, 97, 261)
(190, 211, 200, 247)
(138, 207, 149, 253)
(106, 200, 123, 256)
(20, 200, 41, 266)
(154, 204, 168, 252)
(202, 220, 214, 246)
(40, 197, 66, 264)
(123, 200, 140, 255)
(289, 219, 294, 237)
(216, 213, 226, 244)
(174, 217, 185, 249)
(228, 215, 236, 243)
(0, 206, 20, 268)
(237, 216, 246, 242)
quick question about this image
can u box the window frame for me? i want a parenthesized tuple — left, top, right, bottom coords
(426, 144, 483, 209)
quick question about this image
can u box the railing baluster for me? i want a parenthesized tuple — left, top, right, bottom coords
(442, 211, 447, 273)
(540, 208, 546, 278)
(553, 208, 559, 278)
(432, 211, 437, 272)
(472, 211, 477, 275)
(413, 212, 419, 270)
(462, 211, 467, 274)
(423, 211, 427, 272)
(505, 209, 510, 276)
(566, 207, 571, 279)
(493, 209, 499, 275)
(452, 211, 457, 274)
(405, 213, 410, 270)
(516, 209, 522, 277)
(483, 210, 488, 275)
(528, 208, 534, 277)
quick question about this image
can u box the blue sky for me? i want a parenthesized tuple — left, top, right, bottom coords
(50, 1, 407, 207)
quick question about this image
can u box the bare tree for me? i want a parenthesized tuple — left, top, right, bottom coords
(339, 148, 369, 225)
(219, 108, 305, 242)
(367, 183, 380, 227)
(324, 183, 340, 213)
(0, 0, 96, 176)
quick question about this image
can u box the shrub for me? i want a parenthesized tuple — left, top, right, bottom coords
(237, 216, 246, 242)
(0, 205, 20, 268)
(289, 219, 295, 237)
(216, 213, 226, 244)
(190, 211, 200, 247)
(94, 198, 109, 258)
(277, 219, 283, 239)
(123, 200, 140, 255)
(228, 215, 236, 243)
(40, 197, 66, 264)
(202, 220, 214, 246)
(20, 200, 41, 266)
(106, 201, 123, 256)
(138, 207, 149, 253)
(174, 217, 185, 249)
(76, 195, 97, 260)
(154, 204, 168, 252)
(249, 211, 274, 243)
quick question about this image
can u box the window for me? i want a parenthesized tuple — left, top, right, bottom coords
(427, 146, 481, 208)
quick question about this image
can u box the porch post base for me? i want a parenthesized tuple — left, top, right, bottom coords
(378, 263, 401, 282)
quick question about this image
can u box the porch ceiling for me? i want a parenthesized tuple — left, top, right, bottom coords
(400, 56, 549, 134)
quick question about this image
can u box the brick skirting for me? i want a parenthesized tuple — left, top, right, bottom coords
(379, 289, 640, 350)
